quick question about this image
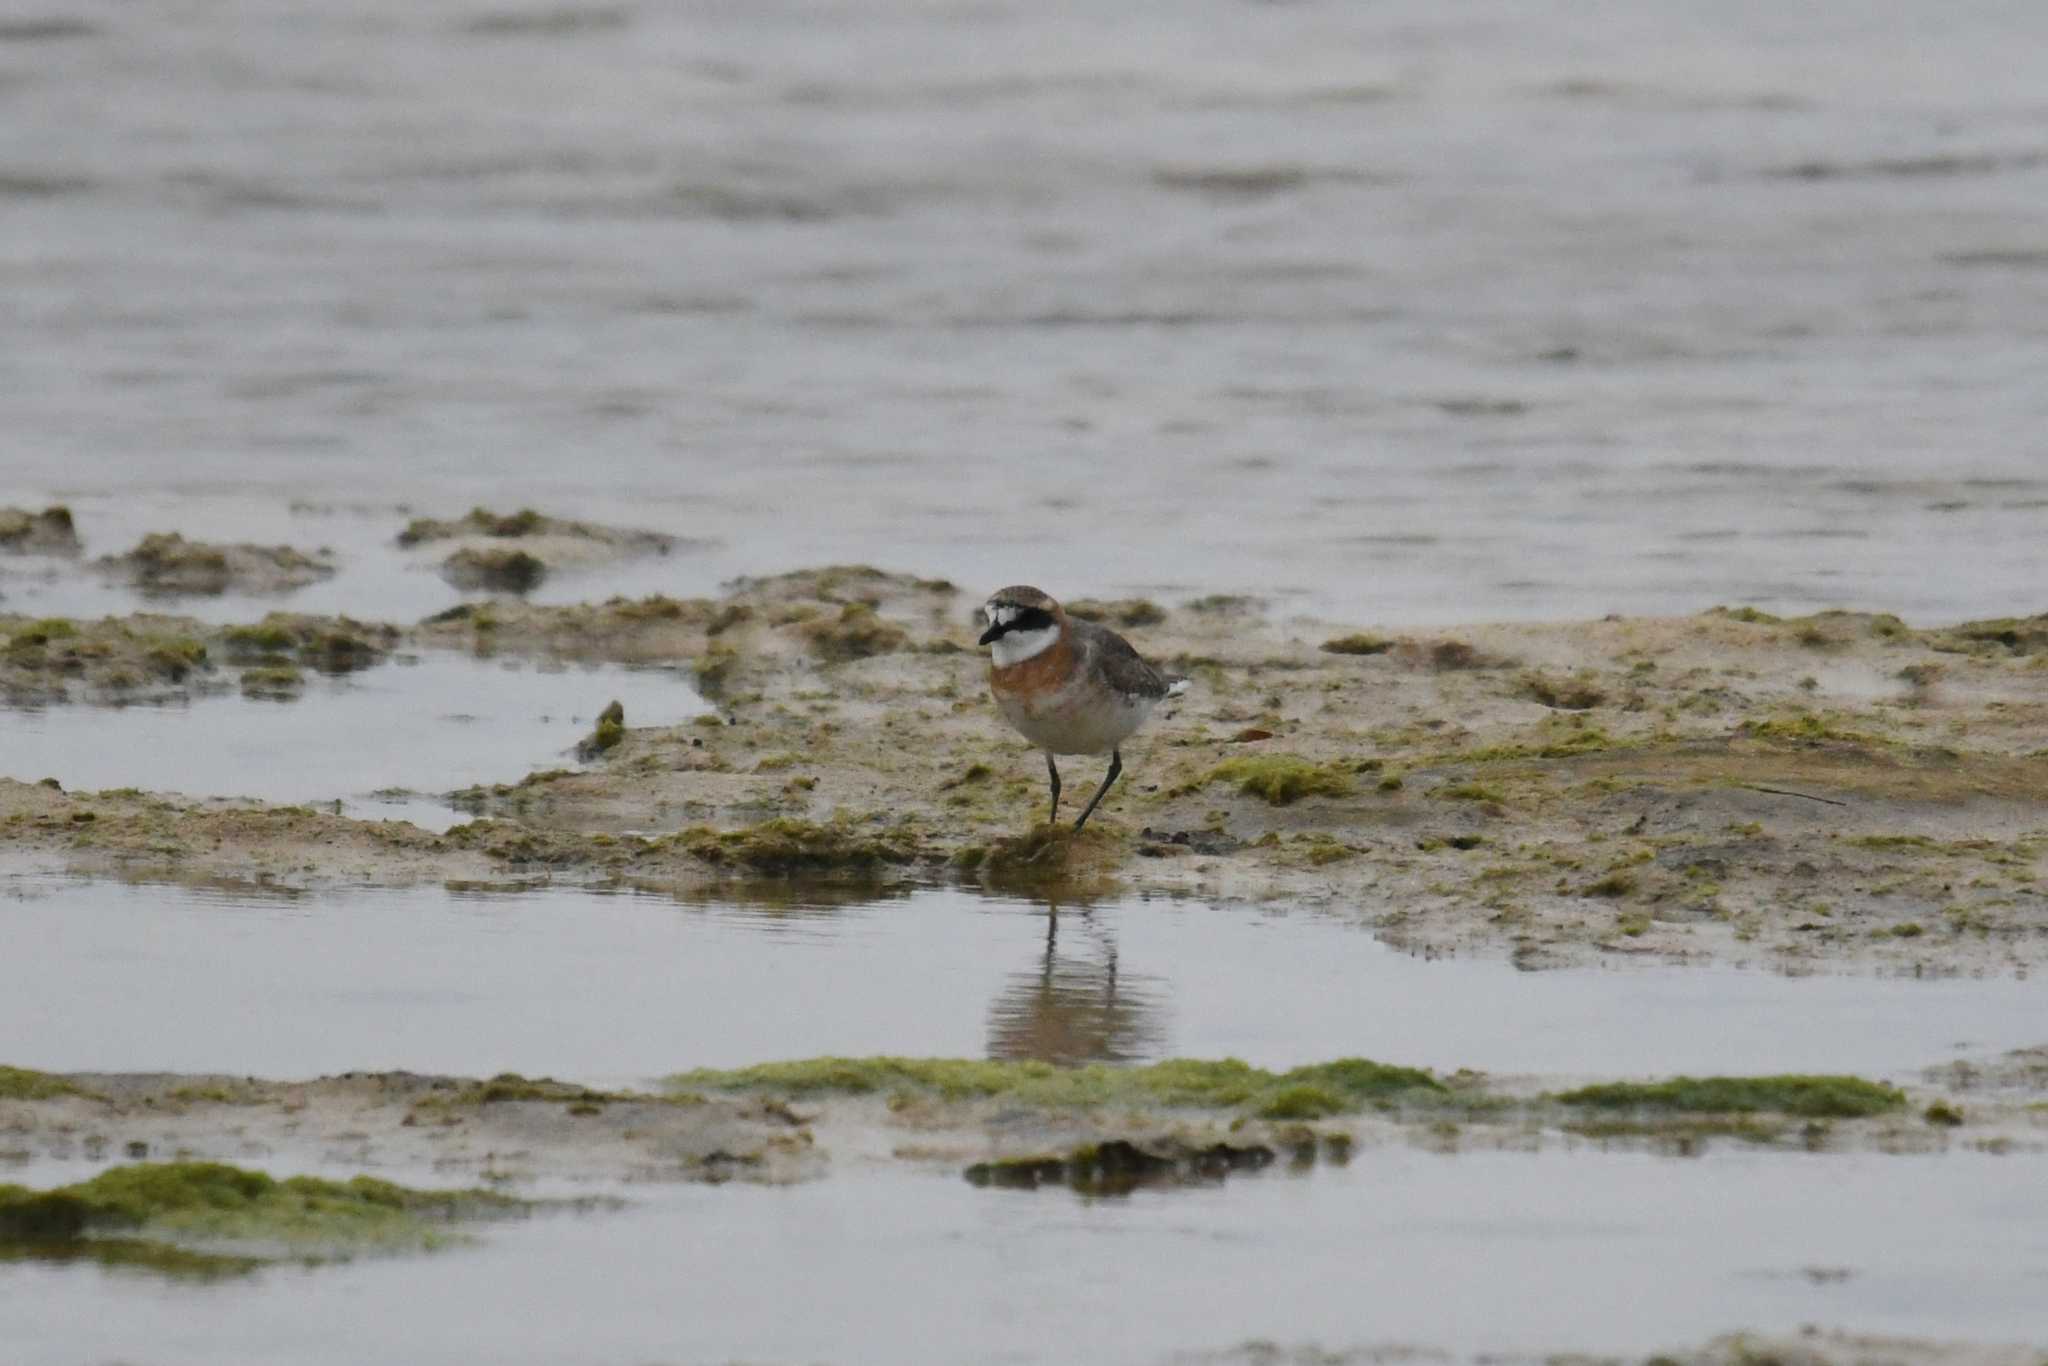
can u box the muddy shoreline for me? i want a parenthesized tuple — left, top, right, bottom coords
(5, 1047, 2042, 1192)
(5, 568, 2047, 973)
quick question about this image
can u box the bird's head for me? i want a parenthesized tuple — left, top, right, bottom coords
(978, 585, 1063, 664)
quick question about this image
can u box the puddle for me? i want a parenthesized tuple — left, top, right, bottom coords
(0, 653, 706, 829)
(6, 1151, 2046, 1364)
(0, 878, 2038, 1084)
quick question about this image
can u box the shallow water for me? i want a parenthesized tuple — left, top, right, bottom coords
(0, 490, 703, 627)
(1, 877, 2037, 1084)
(9, 1152, 2047, 1363)
(5, 1, 2048, 625)
(0, 651, 705, 828)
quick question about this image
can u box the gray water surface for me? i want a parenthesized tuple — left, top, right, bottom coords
(5, 1, 2048, 624)
(7, 1152, 2046, 1364)
(1, 877, 2037, 1084)
(0, 652, 706, 828)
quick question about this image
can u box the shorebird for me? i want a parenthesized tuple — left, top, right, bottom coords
(978, 585, 1186, 832)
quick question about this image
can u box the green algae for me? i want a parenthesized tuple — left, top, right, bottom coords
(1252, 1084, 1350, 1120)
(965, 1138, 1274, 1195)
(472, 507, 544, 538)
(1319, 633, 1394, 656)
(124, 534, 228, 581)
(1419, 638, 1514, 671)
(6, 618, 78, 649)
(694, 645, 741, 698)
(668, 1055, 1442, 1117)
(678, 818, 916, 874)
(705, 602, 753, 635)
(1925, 613, 2048, 657)
(0, 1065, 97, 1102)
(0, 1236, 263, 1281)
(796, 602, 909, 663)
(142, 636, 208, 681)
(576, 699, 625, 759)
(238, 665, 304, 699)
(1184, 594, 1259, 615)
(1519, 671, 1607, 710)
(607, 594, 715, 624)
(733, 564, 951, 606)
(1065, 598, 1167, 629)
(1437, 781, 1507, 803)
(163, 1082, 270, 1106)
(106, 534, 332, 596)
(443, 546, 546, 593)
(405, 1072, 698, 1118)
(1706, 605, 1783, 625)
(218, 615, 394, 674)
(940, 762, 994, 790)
(1849, 834, 1940, 851)
(1562, 1115, 1789, 1149)
(0, 505, 80, 554)
(399, 506, 611, 546)
(1553, 1075, 1904, 1119)
(1207, 755, 1352, 805)
(0, 1162, 523, 1257)
(220, 623, 296, 656)
(968, 824, 1122, 889)
(1300, 836, 1355, 866)
(1740, 713, 1888, 747)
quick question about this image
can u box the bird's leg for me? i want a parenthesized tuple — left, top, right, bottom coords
(1044, 751, 1062, 827)
(1072, 749, 1122, 832)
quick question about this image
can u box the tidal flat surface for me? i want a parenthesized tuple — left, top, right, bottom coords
(8, 1153, 2046, 1365)
(1, 877, 2039, 1084)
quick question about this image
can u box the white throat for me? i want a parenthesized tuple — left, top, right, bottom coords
(990, 624, 1058, 667)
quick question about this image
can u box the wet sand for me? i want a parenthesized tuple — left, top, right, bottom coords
(4, 1054, 2044, 1362)
(6, 568, 2046, 973)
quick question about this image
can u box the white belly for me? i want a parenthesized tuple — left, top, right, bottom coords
(998, 686, 1155, 755)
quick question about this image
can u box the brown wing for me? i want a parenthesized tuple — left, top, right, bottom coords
(1071, 618, 1174, 701)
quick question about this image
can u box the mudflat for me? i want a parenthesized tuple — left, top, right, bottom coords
(5, 567, 2045, 974)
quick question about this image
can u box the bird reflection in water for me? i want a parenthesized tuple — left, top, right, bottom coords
(986, 894, 1169, 1065)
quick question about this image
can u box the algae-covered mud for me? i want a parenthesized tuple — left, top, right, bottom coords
(0, 506, 81, 557)
(94, 532, 338, 598)
(0, 1068, 818, 1188)
(3, 1038, 2041, 1187)
(6, 569, 2048, 974)
(398, 505, 688, 595)
(0, 1160, 535, 1273)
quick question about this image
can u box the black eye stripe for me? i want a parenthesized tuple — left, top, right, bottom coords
(985, 606, 1054, 639)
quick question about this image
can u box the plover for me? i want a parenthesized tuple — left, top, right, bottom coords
(978, 585, 1187, 832)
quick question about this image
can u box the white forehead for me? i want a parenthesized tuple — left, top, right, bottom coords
(985, 602, 1019, 625)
